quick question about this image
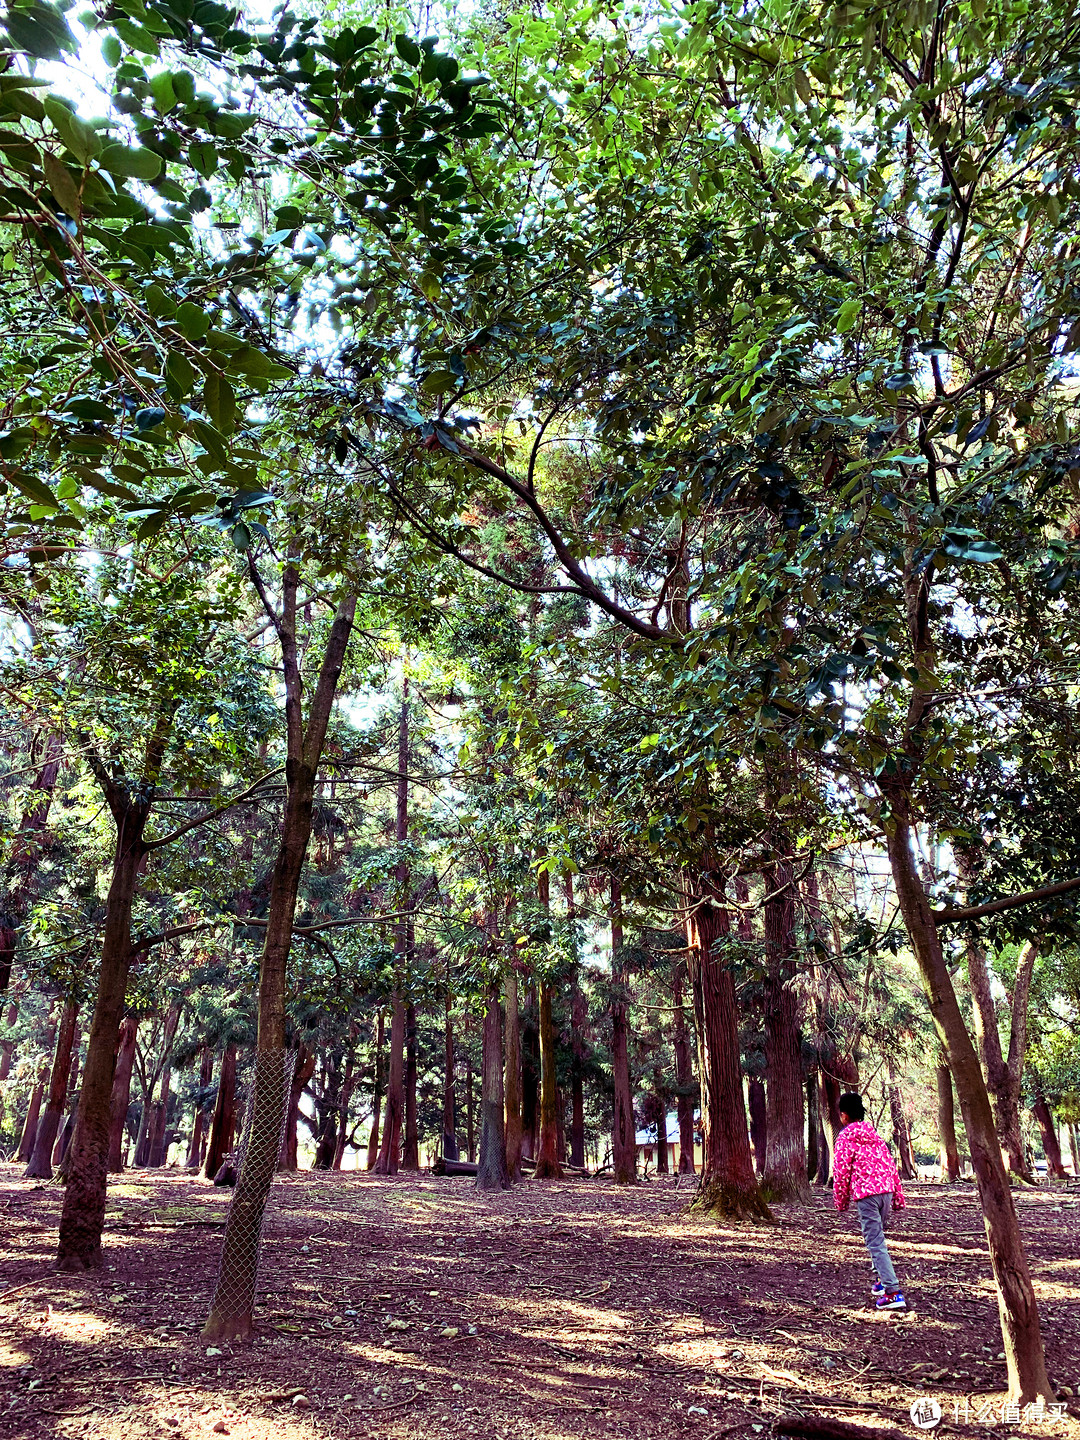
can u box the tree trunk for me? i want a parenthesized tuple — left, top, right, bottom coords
(569, 974, 587, 1171)
(204, 1044, 237, 1180)
(367, 1009, 384, 1171)
(443, 989, 459, 1162)
(763, 852, 809, 1202)
(887, 1058, 916, 1180)
(521, 993, 538, 1161)
(476, 983, 510, 1190)
(0, 735, 63, 1000)
(655, 1066, 669, 1174)
(278, 1043, 315, 1171)
(187, 1044, 215, 1169)
(1069, 1125, 1079, 1178)
(806, 1074, 820, 1182)
(0, 997, 18, 1082)
(1031, 1078, 1065, 1179)
(885, 813, 1051, 1402)
(685, 867, 772, 1221)
(375, 992, 405, 1175)
(610, 879, 637, 1185)
(17, 1064, 47, 1163)
(148, 1000, 181, 1168)
(402, 1002, 419, 1170)
(937, 1051, 961, 1182)
(748, 1077, 768, 1177)
(503, 969, 522, 1179)
(671, 954, 697, 1174)
(332, 1055, 357, 1171)
(465, 1026, 476, 1162)
(58, 823, 149, 1269)
(535, 981, 563, 1178)
(108, 1018, 138, 1172)
(24, 998, 78, 1179)
(203, 582, 355, 1341)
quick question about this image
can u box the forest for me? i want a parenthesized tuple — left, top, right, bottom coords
(1, 0, 1080, 1436)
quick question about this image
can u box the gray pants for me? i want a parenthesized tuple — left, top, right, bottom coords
(856, 1193, 899, 1291)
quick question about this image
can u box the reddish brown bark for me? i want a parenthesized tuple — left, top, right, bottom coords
(332, 1055, 358, 1170)
(937, 1050, 961, 1182)
(610, 879, 636, 1185)
(0, 997, 18, 1082)
(685, 867, 771, 1222)
(366, 1009, 384, 1170)
(24, 998, 79, 1179)
(108, 1018, 138, 1172)
(402, 1002, 419, 1171)
(476, 981, 510, 1190)
(503, 970, 522, 1179)
(569, 974, 587, 1171)
(278, 1043, 315, 1172)
(763, 852, 809, 1203)
(375, 685, 410, 1178)
(887, 1059, 916, 1181)
(203, 1044, 237, 1180)
(0, 735, 63, 1001)
(443, 988, 459, 1161)
(186, 1044, 214, 1170)
(748, 1077, 768, 1177)
(521, 993, 539, 1161)
(148, 1001, 181, 1168)
(671, 954, 697, 1174)
(1031, 1079, 1065, 1179)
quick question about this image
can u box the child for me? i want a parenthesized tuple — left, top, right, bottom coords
(833, 1092, 907, 1310)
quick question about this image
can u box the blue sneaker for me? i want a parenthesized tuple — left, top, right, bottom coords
(875, 1290, 907, 1310)
(871, 1281, 886, 1298)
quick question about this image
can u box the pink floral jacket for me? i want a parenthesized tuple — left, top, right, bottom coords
(833, 1121, 906, 1212)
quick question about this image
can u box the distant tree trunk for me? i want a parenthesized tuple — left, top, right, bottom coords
(313, 1057, 341, 1170)
(204, 1044, 237, 1180)
(375, 686, 410, 1178)
(521, 993, 539, 1161)
(610, 879, 636, 1185)
(748, 1077, 767, 1177)
(504, 970, 522, 1179)
(187, 1044, 215, 1170)
(53, 1028, 81, 1165)
(465, 1023, 476, 1163)
(1069, 1125, 1080, 1178)
(367, 1009, 384, 1171)
(569, 974, 587, 1171)
(1031, 1078, 1065, 1179)
(402, 1001, 419, 1171)
(0, 734, 63, 1001)
(202, 581, 356, 1342)
(671, 954, 696, 1174)
(17, 1064, 47, 1163)
(806, 1074, 820, 1182)
(0, 997, 18, 1081)
(148, 1000, 181, 1168)
(332, 1055, 358, 1170)
(375, 994, 405, 1175)
(443, 989, 459, 1162)
(278, 1043, 315, 1172)
(476, 983, 510, 1191)
(936, 1052, 961, 1182)
(655, 1066, 669, 1174)
(25, 998, 79, 1179)
(763, 850, 809, 1203)
(535, 984, 563, 1179)
(685, 865, 771, 1221)
(108, 1018, 138, 1172)
(556, 1082, 567, 1164)
(887, 1059, 916, 1180)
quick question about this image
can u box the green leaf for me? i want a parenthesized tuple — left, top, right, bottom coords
(940, 530, 1003, 564)
(418, 270, 442, 302)
(421, 369, 456, 394)
(149, 71, 177, 113)
(2, 2, 76, 60)
(8, 469, 59, 508)
(135, 509, 168, 540)
(42, 153, 81, 219)
(230, 521, 251, 550)
(203, 371, 235, 434)
(100, 33, 121, 67)
(188, 141, 218, 179)
(43, 97, 100, 162)
(0, 428, 37, 459)
(176, 301, 210, 341)
(227, 346, 291, 380)
(166, 350, 195, 396)
(99, 142, 162, 180)
(394, 34, 421, 66)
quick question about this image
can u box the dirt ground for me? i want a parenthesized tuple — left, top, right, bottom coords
(1, 1167, 1079, 1440)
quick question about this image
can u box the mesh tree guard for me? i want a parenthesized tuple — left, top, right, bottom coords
(203, 1048, 294, 1341)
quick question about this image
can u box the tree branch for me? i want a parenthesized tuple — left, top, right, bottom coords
(144, 768, 285, 851)
(934, 875, 1080, 924)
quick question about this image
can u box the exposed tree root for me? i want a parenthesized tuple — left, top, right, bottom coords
(690, 1176, 776, 1224)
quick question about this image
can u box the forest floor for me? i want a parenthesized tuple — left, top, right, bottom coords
(1, 1167, 1079, 1440)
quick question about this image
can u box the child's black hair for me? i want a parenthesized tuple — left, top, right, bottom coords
(838, 1091, 865, 1121)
